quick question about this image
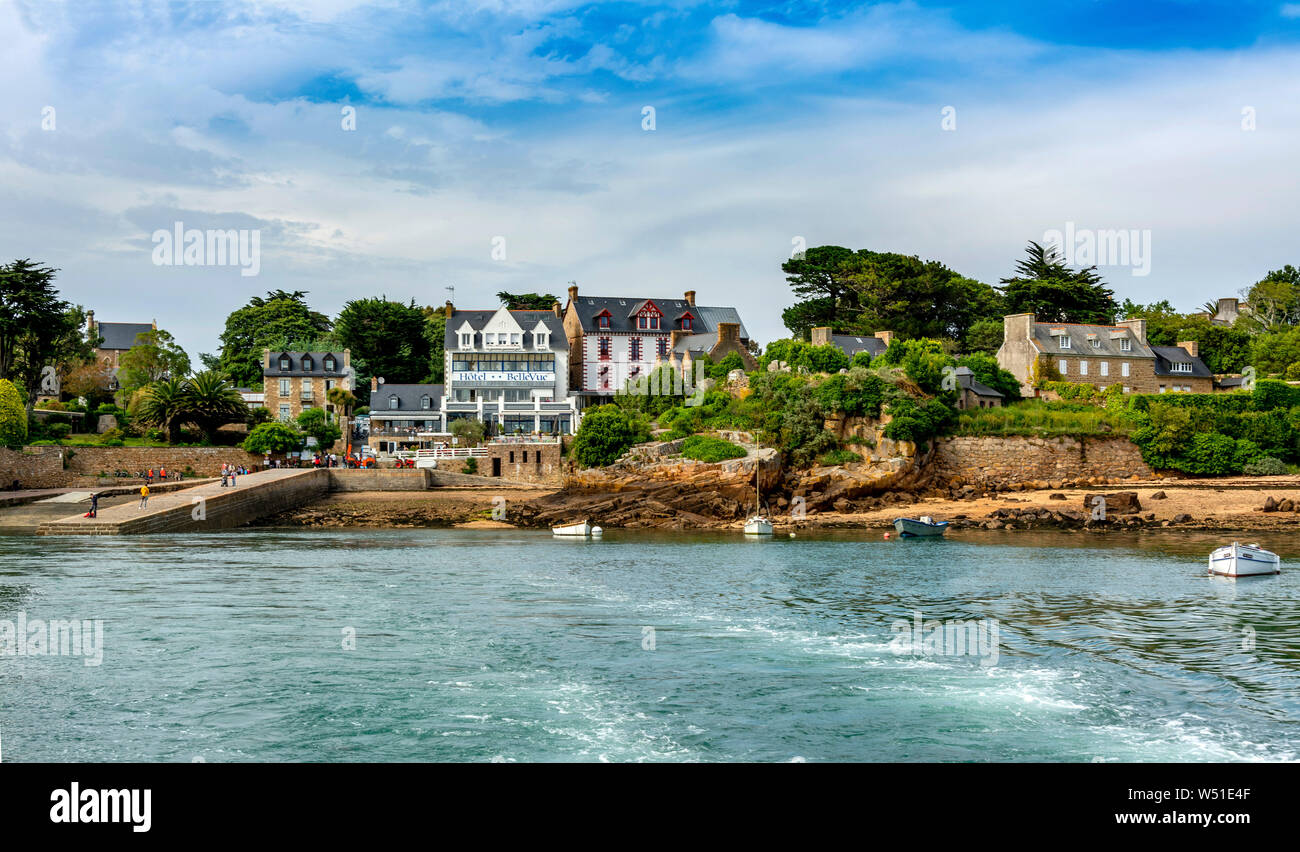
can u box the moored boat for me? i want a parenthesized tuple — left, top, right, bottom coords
(552, 520, 601, 537)
(1209, 542, 1280, 577)
(893, 516, 949, 538)
(743, 516, 774, 535)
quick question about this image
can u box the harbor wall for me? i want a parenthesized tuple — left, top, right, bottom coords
(0, 446, 67, 489)
(929, 436, 1152, 488)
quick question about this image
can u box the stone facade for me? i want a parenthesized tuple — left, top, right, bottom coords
(930, 436, 1152, 488)
(483, 441, 564, 485)
(262, 350, 354, 442)
(0, 446, 68, 489)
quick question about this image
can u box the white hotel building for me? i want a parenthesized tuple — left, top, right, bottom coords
(441, 305, 578, 434)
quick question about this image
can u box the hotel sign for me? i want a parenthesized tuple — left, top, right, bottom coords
(452, 371, 555, 386)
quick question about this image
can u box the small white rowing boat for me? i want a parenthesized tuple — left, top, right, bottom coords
(551, 520, 602, 537)
(1208, 542, 1280, 577)
(893, 516, 949, 538)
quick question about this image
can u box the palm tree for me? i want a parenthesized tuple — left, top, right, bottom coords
(184, 371, 248, 442)
(135, 378, 189, 443)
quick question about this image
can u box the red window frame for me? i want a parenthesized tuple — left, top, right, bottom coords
(629, 337, 642, 361)
(598, 337, 611, 360)
(656, 337, 668, 357)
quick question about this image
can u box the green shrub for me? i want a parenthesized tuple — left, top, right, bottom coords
(1253, 379, 1300, 411)
(462, 457, 478, 475)
(47, 423, 72, 440)
(572, 405, 650, 468)
(882, 396, 955, 444)
(818, 448, 863, 466)
(1244, 456, 1288, 475)
(680, 435, 747, 462)
(0, 379, 28, 447)
(100, 438, 125, 447)
(99, 427, 125, 443)
(242, 421, 303, 454)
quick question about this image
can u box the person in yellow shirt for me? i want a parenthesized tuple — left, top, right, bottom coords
(139, 483, 150, 509)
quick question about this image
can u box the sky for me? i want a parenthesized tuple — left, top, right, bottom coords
(3, 0, 1300, 360)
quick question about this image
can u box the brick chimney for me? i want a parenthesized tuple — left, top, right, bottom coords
(670, 329, 691, 353)
(87, 310, 96, 335)
(1117, 318, 1147, 345)
(371, 376, 378, 392)
(873, 330, 895, 347)
(444, 300, 453, 319)
(553, 300, 562, 318)
(810, 327, 832, 346)
(716, 322, 740, 345)
(567, 283, 579, 305)
(1177, 339, 1199, 358)
(263, 348, 271, 369)
(343, 348, 351, 368)
(684, 290, 696, 306)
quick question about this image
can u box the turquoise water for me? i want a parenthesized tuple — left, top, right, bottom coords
(2, 529, 1298, 762)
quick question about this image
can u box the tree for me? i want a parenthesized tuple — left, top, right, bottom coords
(326, 386, 357, 428)
(1120, 300, 1253, 373)
(571, 405, 648, 468)
(782, 246, 859, 324)
(0, 260, 81, 410)
(117, 329, 190, 394)
(134, 378, 190, 443)
(422, 307, 447, 386)
(1242, 265, 1300, 331)
(242, 421, 303, 455)
(297, 407, 342, 449)
(999, 242, 1117, 324)
(184, 371, 248, 441)
(449, 417, 485, 447)
(497, 292, 560, 310)
(334, 298, 431, 393)
(216, 290, 333, 387)
(964, 317, 1005, 356)
(0, 379, 26, 446)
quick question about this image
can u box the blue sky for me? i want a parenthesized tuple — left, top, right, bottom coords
(3, 0, 1300, 359)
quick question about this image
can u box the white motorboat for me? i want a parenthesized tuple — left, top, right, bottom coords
(1209, 542, 1280, 577)
(893, 516, 949, 538)
(551, 520, 601, 537)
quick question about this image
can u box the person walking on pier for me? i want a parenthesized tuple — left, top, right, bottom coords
(139, 483, 149, 509)
(230, 466, 237, 487)
(88, 492, 99, 518)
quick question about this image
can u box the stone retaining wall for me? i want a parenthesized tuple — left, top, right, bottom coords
(61, 446, 265, 477)
(326, 469, 434, 491)
(0, 446, 69, 489)
(930, 436, 1152, 487)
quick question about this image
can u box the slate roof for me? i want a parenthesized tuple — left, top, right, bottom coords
(444, 310, 567, 352)
(671, 332, 717, 354)
(371, 384, 444, 415)
(264, 351, 350, 377)
(1151, 346, 1212, 379)
(827, 334, 887, 359)
(954, 366, 1004, 398)
(1030, 322, 1155, 359)
(571, 296, 749, 339)
(94, 322, 153, 351)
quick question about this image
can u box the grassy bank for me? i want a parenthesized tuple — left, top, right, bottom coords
(953, 400, 1135, 439)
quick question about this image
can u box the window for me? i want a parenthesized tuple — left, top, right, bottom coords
(485, 333, 495, 345)
(1121, 362, 1130, 377)
(420, 395, 431, 410)
(535, 333, 548, 349)
(510, 333, 520, 346)
(279, 378, 291, 397)
(302, 355, 313, 371)
(1100, 361, 1109, 376)
(1120, 338, 1132, 352)
(598, 314, 610, 329)
(682, 316, 692, 330)
(598, 337, 611, 360)
(1059, 335, 1071, 349)
(1079, 360, 1088, 376)
(324, 356, 336, 371)
(460, 333, 472, 348)
(638, 316, 648, 330)
(629, 338, 642, 361)
(657, 337, 669, 358)
(279, 356, 291, 371)
(649, 316, 660, 330)
(1159, 385, 1167, 393)
(278, 405, 290, 421)
(389, 395, 399, 410)
(1090, 338, 1100, 349)
(1058, 358, 1068, 375)
(1123, 386, 1131, 393)
(1173, 362, 1193, 373)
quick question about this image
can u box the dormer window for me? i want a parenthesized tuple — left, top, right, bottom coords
(460, 333, 472, 348)
(682, 316, 693, 331)
(323, 355, 336, 371)
(1058, 335, 1071, 349)
(597, 313, 610, 329)
(1090, 338, 1100, 349)
(420, 395, 431, 410)
(1120, 338, 1132, 352)
(388, 395, 399, 410)
(302, 355, 314, 371)
(279, 355, 291, 371)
